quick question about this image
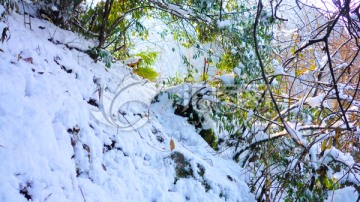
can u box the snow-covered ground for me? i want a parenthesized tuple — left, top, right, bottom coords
(0, 9, 254, 201)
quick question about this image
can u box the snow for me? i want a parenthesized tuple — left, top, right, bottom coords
(326, 186, 358, 202)
(306, 93, 325, 108)
(350, 14, 357, 20)
(233, 66, 241, 76)
(167, 4, 193, 17)
(215, 73, 235, 85)
(285, 122, 305, 146)
(246, 110, 254, 121)
(320, 55, 328, 67)
(309, 144, 319, 170)
(0, 12, 254, 201)
(217, 20, 232, 29)
(324, 147, 355, 167)
(122, 57, 142, 66)
(274, 65, 285, 74)
(0, 5, 4, 15)
(334, 62, 348, 70)
(51, 5, 58, 11)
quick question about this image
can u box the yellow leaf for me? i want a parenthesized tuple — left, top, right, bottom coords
(295, 69, 303, 76)
(310, 64, 316, 70)
(310, 59, 316, 70)
(321, 139, 332, 151)
(170, 139, 175, 151)
(334, 129, 341, 148)
(321, 140, 327, 151)
(290, 46, 296, 54)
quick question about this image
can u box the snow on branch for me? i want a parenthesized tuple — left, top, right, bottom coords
(149, 0, 211, 23)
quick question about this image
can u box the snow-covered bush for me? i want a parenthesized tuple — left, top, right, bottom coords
(162, 0, 360, 201)
(33, 0, 84, 29)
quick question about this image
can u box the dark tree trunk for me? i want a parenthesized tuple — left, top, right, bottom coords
(98, 0, 114, 48)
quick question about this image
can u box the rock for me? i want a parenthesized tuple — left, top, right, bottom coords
(171, 152, 193, 179)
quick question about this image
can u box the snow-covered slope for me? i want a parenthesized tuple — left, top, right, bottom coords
(0, 10, 254, 201)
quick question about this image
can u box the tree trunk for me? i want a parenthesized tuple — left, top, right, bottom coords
(98, 0, 114, 48)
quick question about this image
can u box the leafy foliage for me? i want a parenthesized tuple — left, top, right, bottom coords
(134, 66, 158, 82)
(89, 47, 113, 68)
(132, 49, 159, 81)
(134, 49, 158, 69)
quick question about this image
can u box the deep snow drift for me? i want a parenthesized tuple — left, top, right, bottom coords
(0, 10, 255, 201)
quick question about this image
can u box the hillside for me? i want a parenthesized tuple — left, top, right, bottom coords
(0, 9, 255, 201)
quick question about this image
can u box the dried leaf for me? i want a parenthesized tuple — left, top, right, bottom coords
(170, 139, 175, 151)
(23, 57, 33, 64)
(248, 155, 259, 162)
(41, 14, 53, 24)
(334, 129, 341, 148)
(18, 52, 22, 61)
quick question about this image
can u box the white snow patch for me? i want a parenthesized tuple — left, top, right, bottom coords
(274, 65, 285, 74)
(217, 20, 232, 29)
(306, 93, 325, 108)
(215, 73, 235, 85)
(326, 186, 358, 202)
